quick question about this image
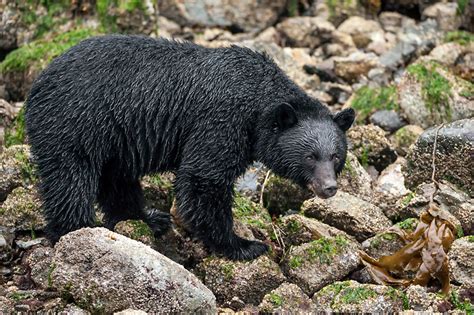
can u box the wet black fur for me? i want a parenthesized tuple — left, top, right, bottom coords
(25, 35, 354, 260)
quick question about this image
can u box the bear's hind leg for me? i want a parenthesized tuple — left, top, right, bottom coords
(40, 158, 98, 243)
(97, 175, 171, 235)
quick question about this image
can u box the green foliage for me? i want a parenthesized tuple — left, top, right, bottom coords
(96, 0, 145, 31)
(397, 218, 417, 231)
(400, 192, 416, 208)
(286, 219, 301, 234)
(220, 263, 235, 280)
(20, 0, 70, 39)
(127, 220, 154, 240)
(287, 0, 298, 17)
(466, 235, 474, 242)
(457, 0, 469, 14)
(445, 30, 474, 45)
(350, 86, 398, 123)
(0, 28, 98, 73)
(407, 63, 452, 120)
(306, 236, 348, 265)
(47, 263, 56, 288)
(233, 193, 271, 229)
(4, 107, 26, 147)
(10, 292, 32, 301)
(289, 255, 303, 269)
(340, 287, 376, 304)
(451, 291, 474, 314)
(456, 225, 464, 239)
(14, 149, 37, 184)
(359, 146, 370, 167)
(269, 293, 283, 306)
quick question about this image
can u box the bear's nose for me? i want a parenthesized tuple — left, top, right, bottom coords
(323, 185, 337, 197)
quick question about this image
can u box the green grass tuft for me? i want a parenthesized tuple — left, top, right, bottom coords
(445, 30, 474, 45)
(269, 292, 283, 306)
(350, 86, 398, 123)
(340, 287, 376, 304)
(4, 107, 26, 147)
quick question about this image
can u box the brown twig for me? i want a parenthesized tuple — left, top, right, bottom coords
(259, 170, 272, 208)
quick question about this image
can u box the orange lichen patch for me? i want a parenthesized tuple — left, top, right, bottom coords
(360, 203, 456, 295)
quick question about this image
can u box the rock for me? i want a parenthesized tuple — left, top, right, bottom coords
(369, 110, 406, 133)
(114, 220, 155, 246)
(422, 2, 462, 32)
(333, 52, 380, 83)
(232, 194, 272, 240)
(337, 152, 373, 202)
(282, 236, 360, 296)
(258, 282, 313, 313)
(15, 237, 46, 249)
(307, 0, 368, 27)
(158, 0, 286, 33)
(0, 145, 35, 201)
(0, 186, 43, 232)
(25, 245, 54, 289)
(398, 61, 474, 128)
(0, 227, 14, 263)
(379, 12, 404, 33)
(404, 119, 474, 196)
(51, 227, 216, 313)
(195, 255, 285, 306)
(157, 16, 181, 38)
(347, 125, 397, 172)
(361, 218, 418, 258)
(375, 157, 410, 198)
(114, 310, 147, 315)
(262, 174, 312, 215)
(323, 82, 352, 104)
(429, 42, 467, 67)
(278, 214, 356, 247)
(391, 125, 424, 156)
(314, 281, 407, 312)
(276, 17, 335, 49)
(337, 16, 384, 49)
(448, 236, 474, 286)
(404, 285, 447, 312)
(235, 162, 267, 203)
(302, 191, 392, 242)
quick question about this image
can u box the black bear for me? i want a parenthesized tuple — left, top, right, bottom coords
(25, 35, 355, 260)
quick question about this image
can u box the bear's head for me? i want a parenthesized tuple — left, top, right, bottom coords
(257, 103, 355, 199)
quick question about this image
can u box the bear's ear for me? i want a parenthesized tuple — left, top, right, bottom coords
(274, 103, 297, 130)
(333, 108, 355, 132)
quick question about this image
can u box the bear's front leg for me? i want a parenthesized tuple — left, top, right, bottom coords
(174, 171, 268, 260)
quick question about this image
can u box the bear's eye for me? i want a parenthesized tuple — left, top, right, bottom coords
(305, 154, 316, 161)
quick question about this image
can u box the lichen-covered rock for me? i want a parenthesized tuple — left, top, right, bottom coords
(262, 174, 312, 215)
(114, 220, 155, 246)
(258, 282, 313, 313)
(448, 236, 474, 286)
(281, 236, 359, 296)
(51, 227, 216, 313)
(195, 255, 285, 306)
(25, 245, 54, 289)
(302, 191, 392, 242)
(347, 124, 397, 172)
(398, 61, 474, 129)
(158, 0, 286, 33)
(422, 2, 462, 32)
(404, 285, 448, 312)
(404, 119, 474, 196)
(0, 186, 43, 232)
(391, 124, 424, 156)
(361, 218, 418, 258)
(428, 42, 468, 67)
(278, 214, 356, 247)
(312, 281, 406, 312)
(0, 145, 35, 201)
(337, 152, 373, 202)
(232, 194, 272, 240)
(276, 16, 335, 49)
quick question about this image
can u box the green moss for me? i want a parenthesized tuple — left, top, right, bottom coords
(10, 291, 32, 301)
(127, 220, 154, 240)
(360, 146, 370, 167)
(397, 218, 417, 231)
(286, 219, 301, 234)
(47, 263, 56, 288)
(19, 0, 70, 39)
(457, 0, 469, 14)
(451, 291, 474, 314)
(233, 193, 271, 229)
(4, 107, 26, 147)
(456, 226, 464, 239)
(220, 263, 235, 281)
(401, 192, 416, 207)
(407, 62, 452, 120)
(350, 86, 398, 123)
(381, 233, 396, 241)
(269, 292, 283, 307)
(466, 235, 474, 242)
(445, 30, 474, 45)
(289, 255, 303, 269)
(306, 236, 348, 265)
(370, 237, 381, 249)
(342, 158, 356, 176)
(14, 149, 37, 184)
(287, 0, 298, 17)
(394, 128, 418, 149)
(318, 281, 351, 296)
(326, 0, 354, 17)
(340, 287, 376, 304)
(96, 0, 146, 31)
(1, 28, 98, 73)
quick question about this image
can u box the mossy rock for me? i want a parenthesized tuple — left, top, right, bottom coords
(0, 186, 44, 232)
(391, 125, 424, 156)
(233, 194, 273, 240)
(258, 282, 313, 313)
(337, 151, 373, 202)
(142, 173, 175, 212)
(313, 281, 406, 312)
(262, 174, 312, 216)
(398, 59, 474, 129)
(114, 220, 155, 246)
(348, 85, 399, 124)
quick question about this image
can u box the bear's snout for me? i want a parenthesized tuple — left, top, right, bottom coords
(308, 161, 338, 199)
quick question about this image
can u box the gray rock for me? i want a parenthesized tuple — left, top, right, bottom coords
(313, 281, 406, 312)
(51, 227, 216, 313)
(15, 237, 46, 249)
(379, 11, 404, 33)
(195, 255, 285, 305)
(25, 245, 54, 289)
(369, 110, 406, 133)
(258, 282, 313, 313)
(282, 237, 360, 296)
(422, 2, 462, 31)
(333, 51, 380, 83)
(391, 124, 424, 156)
(404, 285, 446, 312)
(337, 152, 374, 202)
(429, 42, 467, 67)
(158, 0, 286, 32)
(0, 227, 14, 263)
(398, 61, 474, 129)
(0, 145, 34, 202)
(0, 186, 44, 232)
(404, 119, 474, 196)
(302, 191, 392, 242)
(448, 236, 474, 286)
(262, 174, 312, 215)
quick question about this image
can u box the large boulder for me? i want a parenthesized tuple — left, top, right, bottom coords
(302, 191, 392, 242)
(158, 0, 286, 33)
(404, 119, 474, 196)
(50, 228, 216, 313)
(276, 17, 335, 49)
